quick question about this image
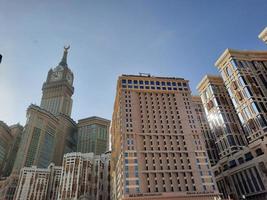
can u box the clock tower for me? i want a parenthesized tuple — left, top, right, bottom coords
(40, 46, 74, 116)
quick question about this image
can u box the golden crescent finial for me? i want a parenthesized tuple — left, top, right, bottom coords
(64, 45, 70, 50)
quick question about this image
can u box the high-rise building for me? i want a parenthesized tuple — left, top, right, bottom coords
(1, 124, 23, 177)
(196, 47, 267, 200)
(13, 163, 62, 200)
(0, 121, 13, 176)
(12, 47, 77, 173)
(208, 49, 267, 200)
(215, 49, 267, 144)
(0, 174, 20, 200)
(111, 74, 219, 200)
(192, 96, 219, 166)
(77, 116, 110, 155)
(197, 75, 247, 159)
(57, 151, 111, 200)
(259, 27, 267, 44)
(40, 46, 74, 116)
(12, 152, 110, 200)
(0, 122, 23, 178)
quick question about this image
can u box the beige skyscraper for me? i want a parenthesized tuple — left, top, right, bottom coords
(12, 47, 77, 173)
(111, 74, 219, 200)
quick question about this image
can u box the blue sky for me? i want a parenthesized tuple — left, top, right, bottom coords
(0, 0, 266, 125)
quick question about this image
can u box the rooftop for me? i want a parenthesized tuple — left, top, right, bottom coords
(121, 74, 185, 81)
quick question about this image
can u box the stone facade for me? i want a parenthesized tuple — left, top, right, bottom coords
(111, 74, 220, 200)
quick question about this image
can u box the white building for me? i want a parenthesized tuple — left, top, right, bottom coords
(14, 163, 62, 200)
(57, 151, 111, 200)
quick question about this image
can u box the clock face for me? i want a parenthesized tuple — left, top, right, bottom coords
(66, 73, 73, 84)
(51, 71, 62, 81)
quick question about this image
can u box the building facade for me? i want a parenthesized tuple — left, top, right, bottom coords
(11, 151, 110, 200)
(215, 49, 267, 144)
(0, 121, 13, 176)
(0, 174, 20, 200)
(209, 49, 267, 200)
(197, 75, 247, 159)
(77, 116, 110, 155)
(57, 152, 111, 200)
(13, 163, 61, 200)
(192, 96, 219, 166)
(1, 124, 23, 177)
(196, 47, 267, 200)
(12, 47, 77, 173)
(111, 74, 219, 200)
(0, 122, 23, 178)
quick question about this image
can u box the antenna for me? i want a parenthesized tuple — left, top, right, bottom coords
(139, 72, 151, 77)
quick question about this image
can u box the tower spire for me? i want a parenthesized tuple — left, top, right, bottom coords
(59, 45, 70, 67)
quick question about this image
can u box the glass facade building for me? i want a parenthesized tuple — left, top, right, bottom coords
(77, 116, 110, 155)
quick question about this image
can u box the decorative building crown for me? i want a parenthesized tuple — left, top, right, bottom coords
(58, 45, 70, 67)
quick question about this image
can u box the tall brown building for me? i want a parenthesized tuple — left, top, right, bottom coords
(111, 74, 219, 200)
(12, 47, 77, 173)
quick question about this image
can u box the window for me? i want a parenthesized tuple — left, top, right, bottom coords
(244, 152, 253, 161)
(238, 157, 244, 164)
(225, 66, 232, 77)
(230, 59, 238, 70)
(255, 148, 264, 156)
(257, 114, 267, 127)
(251, 102, 261, 114)
(243, 87, 252, 98)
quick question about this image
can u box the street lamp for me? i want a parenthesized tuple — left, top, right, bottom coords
(258, 27, 267, 44)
